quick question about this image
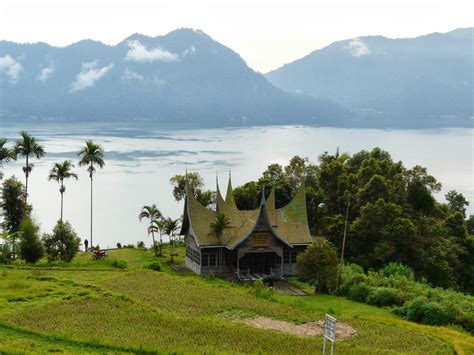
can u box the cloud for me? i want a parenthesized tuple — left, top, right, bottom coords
(182, 46, 196, 56)
(346, 38, 370, 57)
(37, 63, 54, 82)
(125, 40, 178, 62)
(121, 68, 144, 81)
(0, 55, 23, 82)
(70, 61, 114, 92)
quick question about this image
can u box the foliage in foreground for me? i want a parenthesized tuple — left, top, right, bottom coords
(18, 218, 44, 264)
(43, 220, 81, 262)
(296, 239, 339, 293)
(340, 262, 474, 333)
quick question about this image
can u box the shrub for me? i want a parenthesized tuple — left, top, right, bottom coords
(383, 262, 414, 280)
(253, 279, 275, 301)
(19, 218, 44, 264)
(116, 243, 122, 249)
(108, 259, 128, 269)
(296, 239, 339, 293)
(43, 220, 81, 262)
(339, 263, 367, 295)
(349, 283, 371, 302)
(405, 297, 428, 323)
(137, 241, 145, 249)
(367, 287, 403, 307)
(421, 302, 455, 326)
(147, 260, 162, 271)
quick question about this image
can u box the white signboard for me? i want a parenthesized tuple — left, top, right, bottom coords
(323, 314, 337, 354)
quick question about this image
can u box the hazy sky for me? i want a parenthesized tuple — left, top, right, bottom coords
(1, 0, 472, 72)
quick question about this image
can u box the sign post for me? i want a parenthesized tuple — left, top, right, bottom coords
(323, 314, 337, 355)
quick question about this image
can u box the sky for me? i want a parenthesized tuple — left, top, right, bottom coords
(0, 0, 473, 72)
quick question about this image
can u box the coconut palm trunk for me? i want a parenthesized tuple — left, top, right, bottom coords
(60, 179, 64, 221)
(24, 154, 29, 203)
(90, 164, 93, 249)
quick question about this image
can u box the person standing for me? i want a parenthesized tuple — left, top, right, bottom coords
(84, 239, 89, 252)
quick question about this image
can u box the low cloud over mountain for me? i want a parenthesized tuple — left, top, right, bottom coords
(266, 28, 473, 127)
(0, 29, 346, 127)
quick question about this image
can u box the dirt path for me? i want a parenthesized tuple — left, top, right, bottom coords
(243, 317, 357, 339)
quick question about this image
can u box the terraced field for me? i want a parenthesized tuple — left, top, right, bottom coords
(0, 248, 472, 354)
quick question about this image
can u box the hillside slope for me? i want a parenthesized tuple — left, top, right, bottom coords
(266, 28, 473, 128)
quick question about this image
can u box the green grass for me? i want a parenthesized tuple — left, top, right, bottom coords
(0, 247, 472, 354)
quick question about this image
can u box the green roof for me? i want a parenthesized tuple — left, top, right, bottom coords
(182, 178, 312, 249)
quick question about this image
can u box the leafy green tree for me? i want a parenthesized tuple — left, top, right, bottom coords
(13, 131, 45, 203)
(43, 220, 81, 262)
(0, 177, 31, 233)
(78, 140, 105, 249)
(210, 212, 230, 272)
(48, 160, 78, 221)
(169, 172, 215, 207)
(163, 217, 180, 263)
(445, 190, 469, 217)
(139, 204, 162, 255)
(18, 217, 44, 264)
(296, 239, 339, 293)
(0, 138, 13, 180)
(407, 180, 435, 214)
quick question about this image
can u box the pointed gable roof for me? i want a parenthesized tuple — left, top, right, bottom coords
(225, 173, 237, 209)
(181, 176, 312, 248)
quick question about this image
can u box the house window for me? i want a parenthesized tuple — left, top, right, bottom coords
(284, 251, 298, 264)
(202, 254, 208, 266)
(209, 253, 217, 266)
(252, 232, 269, 248)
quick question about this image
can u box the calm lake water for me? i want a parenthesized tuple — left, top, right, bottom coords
(1, 122, 473, 248)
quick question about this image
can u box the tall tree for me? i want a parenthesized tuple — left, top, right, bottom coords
(445, 190, 469, 218)
(163, 217, 180, 263)
(169, 172, 215, 207)
(48, 160, 78, 221)
(0, 138, 13, 180)
(78, 140, 105, 249)
(139, 204, 162, 256)
(149, 218, 165, 256)
(210, 212, 230, 272)
(13, 131, 45, 203)
(0, 177, 31, 233)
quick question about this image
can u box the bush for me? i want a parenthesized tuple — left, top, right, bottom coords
(116, 243, 122, 249)
(147, 260, 162, 271)
(367, 287, 403, 307)
(421, 302, 455, 326)
(107, 259, 128, 269)
(253, 279, 275, 301)
(349, 283, 371, 302)
(43, 220, 81, 262)
(383, 262, 414, 280)
(137, 241, 145, 249)
(296, 239, 339, 293)
(19, 218, 44, 264)
(339, 263, 367, 295)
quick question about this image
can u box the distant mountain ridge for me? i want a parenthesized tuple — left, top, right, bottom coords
(0, 29, 347, 127)
(266, 28, 473, 127)
(0, 28, 472, 128)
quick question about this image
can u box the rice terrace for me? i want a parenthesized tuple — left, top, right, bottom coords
(0, 246, 472, 354)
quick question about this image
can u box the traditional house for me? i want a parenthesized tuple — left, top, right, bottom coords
(180, 175, 313, 278)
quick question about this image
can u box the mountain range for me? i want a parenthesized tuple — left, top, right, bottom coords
(0, 28, 472, 128)
(266, 28, 473, 127)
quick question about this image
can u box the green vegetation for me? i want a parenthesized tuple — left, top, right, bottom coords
(0, 248, 472, 354)
(47, 160, 78, 221)
(339, 262, 474, 333)
(18, 218, 44, 264)
(296, 238, 339, 293)
(232, 150, 474, 294)
(43, 220, 81, 262)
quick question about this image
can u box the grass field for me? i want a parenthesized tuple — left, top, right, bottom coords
(0, 247, 472, 354)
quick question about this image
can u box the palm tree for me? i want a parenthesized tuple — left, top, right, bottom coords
(48, 160, 78, 221)
(78, 140, 105, 250)
(210, 212, 230, 273)
(13, 131, 45, 203)
(0, 138, 13, 180)
(163, 217, 180, 263)
(139, 204, 162, 256)
(149, 218, 166, 256)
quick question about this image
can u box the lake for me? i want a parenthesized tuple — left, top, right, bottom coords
(1, 122, 472, 248)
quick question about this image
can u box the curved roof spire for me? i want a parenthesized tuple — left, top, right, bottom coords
(225, 168, 237, 208)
